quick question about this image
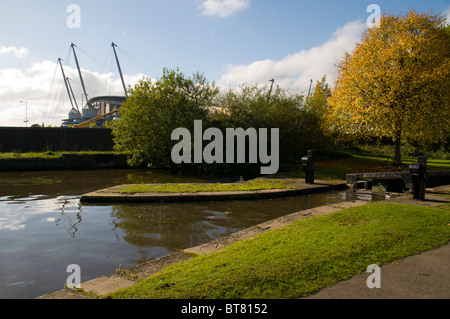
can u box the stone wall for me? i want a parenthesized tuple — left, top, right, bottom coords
(0, 127, 114, 152)
(0, 154, 128, 171)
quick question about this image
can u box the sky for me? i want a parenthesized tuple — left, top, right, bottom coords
(0, 0, 449, 127)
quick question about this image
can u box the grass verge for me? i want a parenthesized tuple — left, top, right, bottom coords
(0, 151, 123, 159)
(107, 202, 450, 299)
(118, 179, 296, 194)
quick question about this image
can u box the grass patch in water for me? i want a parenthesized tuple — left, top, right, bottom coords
(118, 179, 296, 194)
(107, 202, 450, 299)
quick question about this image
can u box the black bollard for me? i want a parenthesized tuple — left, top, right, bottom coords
(409, 156, 427, 200)
(302, 150, 315, 184)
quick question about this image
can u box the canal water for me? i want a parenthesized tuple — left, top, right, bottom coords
(0, 169, 385, 299)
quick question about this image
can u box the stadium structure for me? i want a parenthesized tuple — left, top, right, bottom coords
(59, 43, 128, 128)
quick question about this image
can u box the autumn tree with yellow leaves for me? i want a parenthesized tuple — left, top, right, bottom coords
(326, 11, 450, 165)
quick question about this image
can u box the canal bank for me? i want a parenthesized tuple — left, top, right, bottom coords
(38, 185, 450, 299)
(0, 153, 128, 171)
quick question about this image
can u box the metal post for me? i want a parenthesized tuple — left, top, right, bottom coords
(66, 77, 80, 114)
(307, 79, 313, 98)
(112, 42, 128, 98)
(71, 43, 91, 107)
(58, 58, 75, 111)
(20, 101, 29, 127)
(417, 156, 427, 200)
(409, 156, 427, 200)
(268, 79, 275, 101)
(302, 150, 315, 184)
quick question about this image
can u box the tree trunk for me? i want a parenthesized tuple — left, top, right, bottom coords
(394, 130, 402, 166)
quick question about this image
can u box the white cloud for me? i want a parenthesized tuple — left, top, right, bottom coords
(200, 0, 250, 18)
(0, 46, 30, 59)
(218, 20, 366, 92)
(0, 59, 147, 127)
(444, 5, 450, 23)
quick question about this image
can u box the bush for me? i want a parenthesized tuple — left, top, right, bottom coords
(110, 68, 218, 168)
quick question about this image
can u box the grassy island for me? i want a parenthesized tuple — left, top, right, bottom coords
(118, 179, 297, 194)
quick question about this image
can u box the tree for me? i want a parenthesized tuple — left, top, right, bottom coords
(305, 75, 332, 116)
(305, 76, 332, 148)
(326, 11, 450, 165)
(110, 68, 218, 168)
(209, 84, 322, 167)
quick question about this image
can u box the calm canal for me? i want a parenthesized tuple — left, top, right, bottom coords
(0, 169, 385, 299)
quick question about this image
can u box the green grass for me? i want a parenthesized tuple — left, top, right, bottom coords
(0, 151, 123, 159)
(107, 202, 450, 299)
(118, 179, 296, 194)
(401, 157, 450, 169)
(0, 151, 62, 159)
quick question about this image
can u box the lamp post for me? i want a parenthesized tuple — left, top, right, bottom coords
(20, 101, 29, 127)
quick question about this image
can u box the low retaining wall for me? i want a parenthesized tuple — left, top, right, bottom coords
(0, 158, 63, 171)
(0, 127, 114, 152)
(61, 154, 128, 169)
(0, 154, 128, 171)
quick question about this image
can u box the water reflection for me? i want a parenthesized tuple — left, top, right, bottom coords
(0, 169, 209, 200)
(55, 196, 84, 238)
(111, 203, 241, 252)
(107, 189, 383, 256)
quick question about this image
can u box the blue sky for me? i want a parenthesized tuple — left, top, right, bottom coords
(0, 0, 449, 126)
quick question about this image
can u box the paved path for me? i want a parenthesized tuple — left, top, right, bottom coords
(306, 243, 450, 299)
(308, 187, 450, 299)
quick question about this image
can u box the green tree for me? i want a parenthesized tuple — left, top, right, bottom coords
(305, 76, 332, 148)
(326, 11, 450, 165)
(305, 75, 331, 116)
(210, 84, 318, 167)
(110, 68, 218, 168)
